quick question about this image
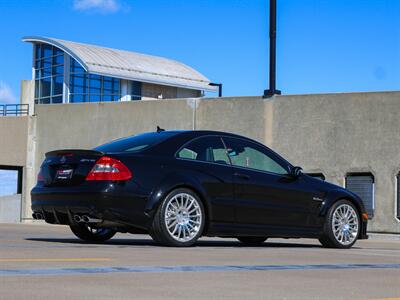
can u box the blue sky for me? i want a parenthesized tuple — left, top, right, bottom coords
(0, 0, 399, 104)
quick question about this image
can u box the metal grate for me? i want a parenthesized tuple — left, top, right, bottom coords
(397, 174, 400, 220)
(346, 174, 374, 219)
(0, 104, 29, 116)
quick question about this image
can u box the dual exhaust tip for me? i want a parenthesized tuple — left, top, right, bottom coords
(73, 215, 102, 224)
(32, 212, 44, 220)
(33, 212, 102, 224)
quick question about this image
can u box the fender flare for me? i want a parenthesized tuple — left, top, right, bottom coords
(144, 171, 213, 222)
(320, 189, 366, 217)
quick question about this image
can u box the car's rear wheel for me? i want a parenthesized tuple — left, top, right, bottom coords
(69, 224, 116, 242)
(319, 200, 360, 249)
(237, 237, 267, 245)
(150, 188, 205, 247)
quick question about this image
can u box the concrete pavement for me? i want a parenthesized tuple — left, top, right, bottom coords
(0, 223, 399, 299)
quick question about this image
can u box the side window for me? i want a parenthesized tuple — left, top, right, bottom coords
(223, 137, 288, 175)
(177, 136, 230, 165)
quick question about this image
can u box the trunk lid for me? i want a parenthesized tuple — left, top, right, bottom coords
(40, 149, 103, 186)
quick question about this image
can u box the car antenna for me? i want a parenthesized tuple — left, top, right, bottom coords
(156, 126, 165, 133)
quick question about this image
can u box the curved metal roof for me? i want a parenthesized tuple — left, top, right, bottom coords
(22, 36, 216, 91)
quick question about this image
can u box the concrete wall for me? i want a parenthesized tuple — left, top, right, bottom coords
(268, 92, 400, 233)
(20, 80, 34, 115)
(0, 116, 30, 166)
(5, 92, 400, 233)
(0, 194, 22, 223)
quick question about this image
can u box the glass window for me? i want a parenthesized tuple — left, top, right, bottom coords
(70, 59, 85, 74)
(35, 44, 41, 60)
(222, 137, 289, 175)
(345, 173, 374, 219)
(35, 80, 40, 99)
(53, 65, 64, 75)
(53, 54, 64, 65)
(42, 44, 52, 58)
(131, 81, 142, 100)
(51, 96, 63, 104)
(70, 94, 86, 103)
(40, 78, 51, 98)
(95, 132, 180, 153)
(177, 136, 230, 165)
(33, 43, 67, 103)
(53, 47, 63, 56)
(52, 76, 63, 95)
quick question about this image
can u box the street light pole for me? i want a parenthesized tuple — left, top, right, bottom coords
(263, 0, 281, 98)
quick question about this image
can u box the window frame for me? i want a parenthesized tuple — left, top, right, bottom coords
(175, 135, 231, 167)
(221, 136, 292, 176)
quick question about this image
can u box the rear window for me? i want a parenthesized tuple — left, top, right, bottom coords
(94, 132, 178, 153)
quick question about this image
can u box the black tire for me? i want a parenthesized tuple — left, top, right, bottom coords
(319, 199, 360, 249)
(69, 224, 116, 242)
(237, 237, 267, 245)
(150, 188, 205, 247)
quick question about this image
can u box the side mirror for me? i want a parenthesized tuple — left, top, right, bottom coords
(291, 166, 303, 178)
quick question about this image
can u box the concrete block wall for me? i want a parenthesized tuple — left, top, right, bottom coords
(2, 92, 400, 233)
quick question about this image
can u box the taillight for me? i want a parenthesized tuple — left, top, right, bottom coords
(37, 168, 45, 182)
(86, 156, 132, 181)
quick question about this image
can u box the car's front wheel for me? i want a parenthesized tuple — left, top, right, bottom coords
(319, 200, 360, 249)
(69, 224, 116, 242)
(150, 188, 205, 247)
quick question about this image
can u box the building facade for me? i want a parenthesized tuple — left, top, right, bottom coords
(23, 36, 217, 104)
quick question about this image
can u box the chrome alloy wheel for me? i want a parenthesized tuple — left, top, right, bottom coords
(332, 204, 359, 245)
(164, 193, 202, 242)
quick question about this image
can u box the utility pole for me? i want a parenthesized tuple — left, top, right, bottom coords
(263, 0, 281, 97)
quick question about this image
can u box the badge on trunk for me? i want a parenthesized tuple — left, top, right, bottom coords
(55, 169, 73, 180)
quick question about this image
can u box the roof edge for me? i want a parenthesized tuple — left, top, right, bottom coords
(22, 36, 88, 71)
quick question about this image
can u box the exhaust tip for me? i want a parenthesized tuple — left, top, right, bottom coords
(73, 215, 82, 223)
(33, 212, 43, 220)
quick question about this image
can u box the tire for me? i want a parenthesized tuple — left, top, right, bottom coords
(69, 224, 116, 242)
(237, 237, 267, 245)
(319, 199, 360, 249)
(150, 188, 205, 247)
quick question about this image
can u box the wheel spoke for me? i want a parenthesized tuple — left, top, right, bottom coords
(331, 204, 359, 246)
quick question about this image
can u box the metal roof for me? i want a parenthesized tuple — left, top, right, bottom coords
(22, 36, 217, 92)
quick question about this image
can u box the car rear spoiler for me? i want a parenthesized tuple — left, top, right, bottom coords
(45, 149, 104, 158)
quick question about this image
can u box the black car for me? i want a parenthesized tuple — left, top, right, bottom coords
(31, 130, 368, 248)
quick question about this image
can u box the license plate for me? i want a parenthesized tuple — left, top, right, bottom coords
(55, 169, 73, 180)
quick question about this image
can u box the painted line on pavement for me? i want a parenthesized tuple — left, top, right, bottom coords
(1, 263, 400, 277)
(0, 258, 112, 263)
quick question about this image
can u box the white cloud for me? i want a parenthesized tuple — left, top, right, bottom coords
(73, 0, 129, 14)
(0, 81, 17, 104)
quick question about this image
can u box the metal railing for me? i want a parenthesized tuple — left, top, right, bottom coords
(0, 104, 29, 116)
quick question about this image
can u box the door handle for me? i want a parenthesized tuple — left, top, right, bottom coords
(233, 172, 250, 180)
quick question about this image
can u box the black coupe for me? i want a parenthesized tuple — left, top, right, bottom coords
(31, 129, 368, 248)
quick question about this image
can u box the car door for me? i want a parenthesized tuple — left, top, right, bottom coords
(222, 136, 319, 229)
(176, 135, 235, 223)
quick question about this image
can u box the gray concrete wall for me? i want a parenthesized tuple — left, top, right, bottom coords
(0, 194, 21, 223)
(20, 80, 34, 115)
(268, 92, 400, 233)
(0, 116, 30, 166)
(9, 92, 400, 233)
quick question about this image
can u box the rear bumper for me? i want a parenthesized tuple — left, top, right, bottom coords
(31, 181, 150, 229)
